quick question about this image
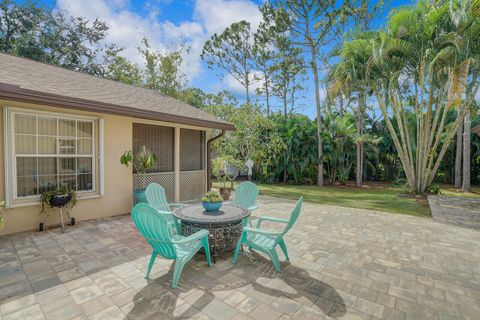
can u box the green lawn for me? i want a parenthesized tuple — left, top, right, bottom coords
(439, 184, 480, 198)
(214, 181, 480, 217)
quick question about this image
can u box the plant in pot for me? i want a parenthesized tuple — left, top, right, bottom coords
(39, 187, 77, 231)
(121, 145, 157, 203)
(213, 156, 242, 200)
(201, 191, 223, 212)
(212, 157, 230, 200)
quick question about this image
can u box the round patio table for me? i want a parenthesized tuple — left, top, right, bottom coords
(173, 204, 250, 262)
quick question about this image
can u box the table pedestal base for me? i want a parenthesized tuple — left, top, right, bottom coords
(181, 220, 244, 262)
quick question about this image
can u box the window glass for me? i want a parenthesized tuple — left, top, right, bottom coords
(13, 113, 95, 198)
(59, 138, 76, 155)
(59, 119, 76, 137)
(38, 117, 56, 135)
(78, 121, 92, 137)
(15, 135, 36, 154)
(38, 136, 56, 154)
(15, 114, 36, 134)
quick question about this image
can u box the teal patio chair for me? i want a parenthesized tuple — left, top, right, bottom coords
(145, 183, 183, 234)
(131, 203, 211, 288)
(232, 197, 303, 272)
(232, 181, 259, 227)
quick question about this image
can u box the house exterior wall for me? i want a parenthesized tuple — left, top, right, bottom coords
(0, 99, 208, 236)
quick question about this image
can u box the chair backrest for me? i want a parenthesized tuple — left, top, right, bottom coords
(233, 181, 259, 209)
(282, 197, 303, 235)
(145, 183, 171, 212)
(131, 203, 177, 259)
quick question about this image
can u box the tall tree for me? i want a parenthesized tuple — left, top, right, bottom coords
(253, 4, 276, 115)
(331, 32, 376, 187)
(0, 0, 45, 59)
(368, 0, 480, 193)
(454, 121, 463, 188)
(462, 110, 471, 191)
(279, 0, 340, 186)
(201, 21, 255, 104)
(103, 47, 142, 86)
(333, 1, 385, 188)
(267, 9, 305, 182)
(139, 38, 186, 97)
(0, 0, 118, 76)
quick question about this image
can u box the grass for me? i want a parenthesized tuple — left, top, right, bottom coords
(213, 181, 478, 217)
(439, 184, 480, 198)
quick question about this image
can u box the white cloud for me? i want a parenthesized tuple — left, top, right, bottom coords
(223, 71, 264, 97)
(55, 0, 263, 86)
(194, 0, 263, 35)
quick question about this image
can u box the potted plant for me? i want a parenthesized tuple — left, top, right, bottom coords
(39, 188, 77, 231)
(213, 156, 242, 200)
(121, 145, 157, 203)
(212, 157, 231, 200)
(201, 191, 223, 212)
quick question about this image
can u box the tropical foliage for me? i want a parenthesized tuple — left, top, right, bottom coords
(1, 0, 479, 193)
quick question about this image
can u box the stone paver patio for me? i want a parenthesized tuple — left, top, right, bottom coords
(1, 196, 480, 320)
(428, 195, 480, 230)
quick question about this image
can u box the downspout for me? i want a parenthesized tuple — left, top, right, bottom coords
(207, 130, 225, 191)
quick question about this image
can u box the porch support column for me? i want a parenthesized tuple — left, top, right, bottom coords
(174, 126, 181, 202)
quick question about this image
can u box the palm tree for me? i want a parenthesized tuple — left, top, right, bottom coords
(365, 0, 480, 194)
(331, 32, 376, 187)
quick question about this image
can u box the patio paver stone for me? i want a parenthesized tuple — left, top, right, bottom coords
(0, 195, 479, 319)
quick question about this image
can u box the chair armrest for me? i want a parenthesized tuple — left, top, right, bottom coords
(256, 215, 288, 228)
(242, 226, 281, 236)
(173, 229, 209, 244)
(248, 205, 259, 212)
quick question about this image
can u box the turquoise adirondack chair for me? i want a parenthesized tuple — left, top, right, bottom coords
(145, 183, 183, 234)
(232, 197, 303, 272)
(232, 181, 259, 227)
(131, 203, 211, 288)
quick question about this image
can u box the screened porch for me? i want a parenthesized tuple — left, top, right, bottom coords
(132, 123, 206, 202)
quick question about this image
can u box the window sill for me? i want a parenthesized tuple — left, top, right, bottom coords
(7, 193, 102, 209)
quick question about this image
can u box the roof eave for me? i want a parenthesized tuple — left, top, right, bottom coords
(0, 82, 236, 131)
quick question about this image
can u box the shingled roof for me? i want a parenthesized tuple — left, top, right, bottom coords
(0, 53, 234, 130)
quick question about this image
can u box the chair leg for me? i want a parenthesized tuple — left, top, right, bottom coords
(278, 239, 289, 261)
(203, 237, 212, 267)
(146, 252, 157, 279)
(232, 236, 243, 265)
(269, 249, 282, 272)
(172, 260, 186, 288)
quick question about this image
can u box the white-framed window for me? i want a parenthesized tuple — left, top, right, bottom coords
(4, 107, 101, 206)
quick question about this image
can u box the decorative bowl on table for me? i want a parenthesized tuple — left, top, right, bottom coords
(201, 191, 223, 212)
(202, 201, 223, 212)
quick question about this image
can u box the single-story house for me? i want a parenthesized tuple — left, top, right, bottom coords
(0, 53, 234, 235)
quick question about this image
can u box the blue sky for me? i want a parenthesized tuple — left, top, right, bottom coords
(37, 0, 411, 118)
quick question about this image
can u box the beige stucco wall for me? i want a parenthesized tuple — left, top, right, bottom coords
(0, 99, 208, 236)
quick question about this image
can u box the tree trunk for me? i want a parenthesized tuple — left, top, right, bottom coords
(311, 53, 323, 186)
(283, 94, 288, 183)
(356, 92, 366, 187)
(462, 109, 471, 192)
(266, 85, 270, 116)
(454, 120, 463, 188)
